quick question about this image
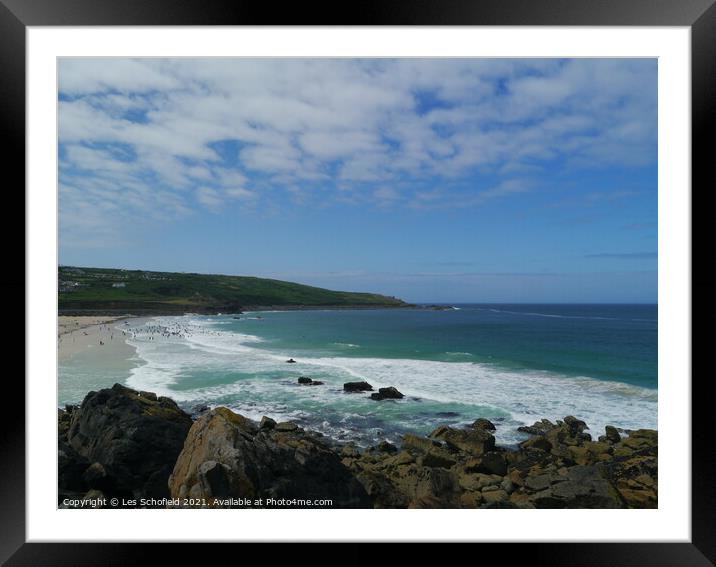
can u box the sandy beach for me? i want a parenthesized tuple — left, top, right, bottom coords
(58, 316, 137, 362)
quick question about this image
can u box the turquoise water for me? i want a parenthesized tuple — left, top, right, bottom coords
(232, 305, 657, 388)
(59, 305, 657, 446)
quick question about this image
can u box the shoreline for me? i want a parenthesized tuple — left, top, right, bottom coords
(58, 312, 656, 437)
(58, 304, 415, 318)
(58, 316, 139, 362)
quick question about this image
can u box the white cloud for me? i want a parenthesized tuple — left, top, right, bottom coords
(195, 186, 223, 212)
(59, 58, 181, 94)
(225, 187, 253, 200)
(374, 186, 400, 201)
(59, 58, 656, 244)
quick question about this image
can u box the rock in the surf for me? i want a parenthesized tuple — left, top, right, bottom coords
(370, 387, 404, 400)
(297, 377, 324, 386)
(343, 381, 374, 392)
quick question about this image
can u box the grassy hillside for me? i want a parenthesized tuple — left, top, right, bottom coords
(58, 266, 407, 314)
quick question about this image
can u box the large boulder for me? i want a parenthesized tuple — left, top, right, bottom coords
(604, 425, 622, 443)
(518, 419, 556, 436)
(526, 465, 623, 509)
(520, 436, 553, 453)
(563, 415, 588, 436)
(168, 407, 371, 508)
(429, 425, 495, 457)
(471, 418, 496, 432)
(66, 383, 193, 499)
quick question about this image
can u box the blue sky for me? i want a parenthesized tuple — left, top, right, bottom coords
(58, 58, 657, 303)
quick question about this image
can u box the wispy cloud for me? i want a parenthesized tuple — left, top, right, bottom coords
(58, 58, 657, 245)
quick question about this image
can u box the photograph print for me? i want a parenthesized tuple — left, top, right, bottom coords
(57, 57, 658, 510)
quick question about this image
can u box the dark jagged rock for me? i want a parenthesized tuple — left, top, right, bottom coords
(354, 462, 461, 508)
(343, 416, 657, 509)
(518, 418, 555, 436)
(519, 417, 593, 456)
(419, 450, 457, 469)
(82, 461, 110, 490)
(58, 408, 72, 437)
(429, 425, 495, 456)
(403, 433, 442, 452)
(369, 387, 404, 400)
(58, 436, 89, 496)
(520, 435, 553, 453)
(60, 391, 657, 510)
(343, 381, 373, 392)
(471, 451, 508, 476)
(604, 425, 622, 443)
(375, 441, 398, 454)
(563, 415, 589, 435)
(275, 421, 299, 432)
(297, 377, 324, 386)
(64, 383, 193, 500)
(169, 407, 371, 508)
(526, 465, 622, 509)
(471, 418, 496, 431)
(600, 431, 658, 508)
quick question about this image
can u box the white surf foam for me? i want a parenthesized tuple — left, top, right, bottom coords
(123, 315, 657, 442)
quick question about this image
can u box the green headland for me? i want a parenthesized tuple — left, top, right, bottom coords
(58, 266, 407, 315)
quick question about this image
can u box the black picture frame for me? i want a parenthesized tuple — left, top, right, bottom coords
(6, 0, 709, 562)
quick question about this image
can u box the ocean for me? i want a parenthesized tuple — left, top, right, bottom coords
(58, 304, 657, 446)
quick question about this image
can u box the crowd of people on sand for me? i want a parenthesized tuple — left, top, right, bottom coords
(58, 322, 116, 346)
(59, 319, 231, 347)
(61, 315, 272, 352)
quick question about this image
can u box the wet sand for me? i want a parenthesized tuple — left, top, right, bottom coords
(58, 316, 136, 362)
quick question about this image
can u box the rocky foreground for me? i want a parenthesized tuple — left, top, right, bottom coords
(58, 384, 657, 509)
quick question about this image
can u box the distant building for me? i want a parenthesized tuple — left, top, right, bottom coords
(112, 282, 126, 288)
(59, 280, 80, 292)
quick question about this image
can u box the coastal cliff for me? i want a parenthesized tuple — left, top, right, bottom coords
(58, 384, 657, 509)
